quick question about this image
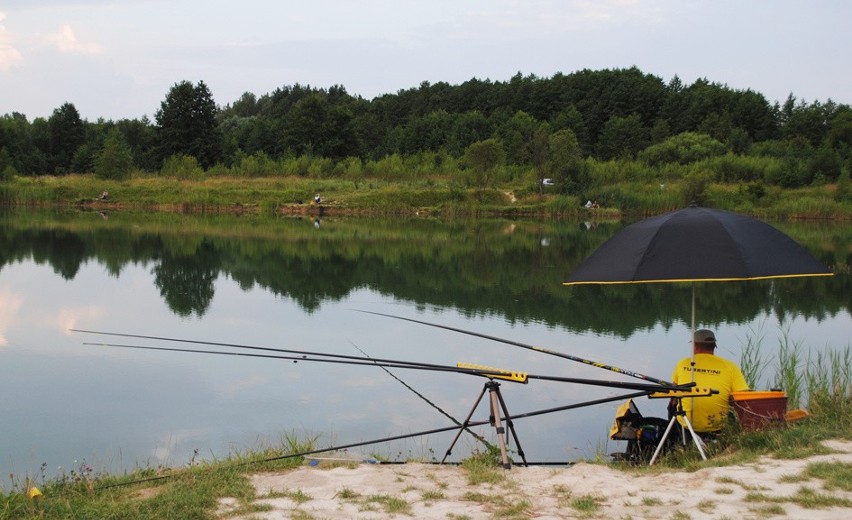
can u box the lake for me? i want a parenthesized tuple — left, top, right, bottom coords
(0, 208, 849, 485)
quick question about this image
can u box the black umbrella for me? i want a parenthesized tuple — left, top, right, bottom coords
(565, 205, 833, 455)
(564, 205, 833, 330)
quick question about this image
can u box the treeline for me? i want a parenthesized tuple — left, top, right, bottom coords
(1, 67, 851, 194)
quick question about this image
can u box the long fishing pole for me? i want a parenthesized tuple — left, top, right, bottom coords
(82, 341, 687, 393)
(72, 329, 495, 377)
(348, 340, 491, 449)
(356, 311, 674, 386)
(96, 388, 655, 490)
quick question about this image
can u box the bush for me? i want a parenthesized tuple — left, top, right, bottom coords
(161, 154, 203, 179)
(833, 168, 850, 202)
(681, 172, 713, 206)
(638, 132, 727, 166)
(697, 153, 779, 183)
(95, 129, 134, 180)
(1, 164, 17, 181)
(237, 152, 278, 177)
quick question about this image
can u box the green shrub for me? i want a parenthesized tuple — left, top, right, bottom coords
(638, 132, 727, 166)
(681, 172, 713, 206)
(95, 129, 134, 180)
(1, 164, 17, 181)
(237, 151, 278, 177)
(161, 154, 203, 179)
(698, 153, 779, 183)
(835, 168, 851, 202)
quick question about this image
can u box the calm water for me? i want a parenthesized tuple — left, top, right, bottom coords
(0, 209, 849, 485)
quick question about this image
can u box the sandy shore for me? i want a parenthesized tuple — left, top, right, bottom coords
(218, 439, 852, 519)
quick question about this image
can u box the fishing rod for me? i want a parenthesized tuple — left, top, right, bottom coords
(80, 325, 488, 446)
(82, 341, 689, 393)
(73, 329, 507, 379)
(73, 328, 677, 389)
(356, 311, 675, 386)
(95, 388, 656, 490)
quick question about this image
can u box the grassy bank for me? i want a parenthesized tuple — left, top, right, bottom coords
(1, 173, 849, 220)
(3, 341, 849, 519)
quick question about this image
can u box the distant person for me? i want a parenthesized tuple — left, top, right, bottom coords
(584, 200, 592, 209)
(314, 193, 321, 205)
(671, 329, 749, 436)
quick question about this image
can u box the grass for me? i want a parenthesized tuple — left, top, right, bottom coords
(569, 494, 605, 516)
(362, 494, 412, 515)
(803, 462, 852, 491)
(460, 446, 510, 486)
(745, 486, 852, 509)
(2, 172, 850, 220)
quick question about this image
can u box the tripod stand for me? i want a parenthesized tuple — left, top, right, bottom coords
(648, 398, 707, 465)
(441, 380, 527, 469)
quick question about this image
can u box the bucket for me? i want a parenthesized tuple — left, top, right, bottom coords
(732, 391, 787, 431)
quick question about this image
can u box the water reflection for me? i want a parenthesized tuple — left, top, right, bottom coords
(0, 209, 848, 484)
(1, 210, 848, 331)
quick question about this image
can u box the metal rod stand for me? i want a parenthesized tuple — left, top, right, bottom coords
(649, 399, 707, 465)
(441, 380, 527, 469)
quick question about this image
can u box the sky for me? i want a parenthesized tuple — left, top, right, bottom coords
(1, 1, 851, 122)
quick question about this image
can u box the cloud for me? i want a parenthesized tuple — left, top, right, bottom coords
(0, 12, 24, 71)
(44, 23, 104, 54)
(57, 305, 106, 335)
(0, 289, 23, 347)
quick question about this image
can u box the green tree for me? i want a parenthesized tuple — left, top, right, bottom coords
(400, 110, 452, 154)
(462, 138, 505, 192)
(448, 110, 493, 156)
(596, 114, 649, 160)
(95, 128, 135, 180)
(550, 105, 590, 154)
(808, 144, 842, 182)
(155, 80, 222, 168)
(531, 122, 551, 191)
(48, 102, 86, 173)
(282, 92, 359, 159)
(0, 147, 15, 180)
(549, 129, 587, 194)
(780, 95, 834, 146)
(116, 117, 158, 171)
(497, 111, 538, 165)
(827, 106, 852, 149)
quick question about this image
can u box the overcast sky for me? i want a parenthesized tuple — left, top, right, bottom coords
(1, 1, 850, 122)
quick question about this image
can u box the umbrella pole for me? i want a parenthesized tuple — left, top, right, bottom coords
(691, 282, 696, 337)
(689, 282, 696, 427)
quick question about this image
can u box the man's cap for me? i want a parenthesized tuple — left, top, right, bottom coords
(693, 329, 716, 345)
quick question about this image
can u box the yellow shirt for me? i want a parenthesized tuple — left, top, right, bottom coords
(672, 353, 749, 432)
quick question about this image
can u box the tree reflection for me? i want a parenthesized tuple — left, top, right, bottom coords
(0, 211, 848, 333)
(152, 239, 219, 317)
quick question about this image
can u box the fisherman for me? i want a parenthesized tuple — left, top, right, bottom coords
(671, 329, 749, 437)
(314, 193, 321, 205)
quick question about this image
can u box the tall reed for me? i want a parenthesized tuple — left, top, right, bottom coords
(805, 345, 852, 420)
(773, 330, 805, 409)
(739, 324, 767, 390)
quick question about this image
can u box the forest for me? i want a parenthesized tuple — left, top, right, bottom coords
(1, 66, 851, 202)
